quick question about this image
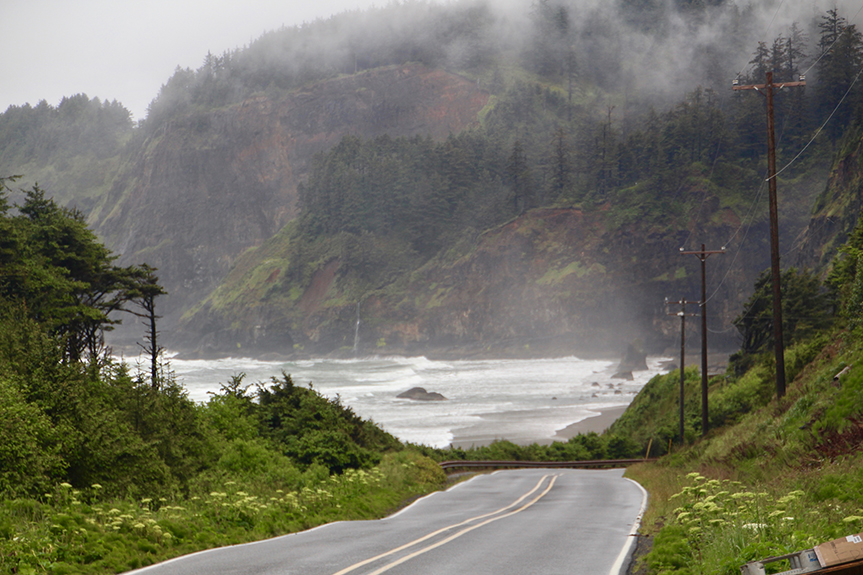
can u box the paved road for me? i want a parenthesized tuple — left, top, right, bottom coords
(129, 469, 647, 575)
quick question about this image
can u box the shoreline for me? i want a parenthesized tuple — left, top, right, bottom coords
(448, 405, 629, 449)
(554, 406, 628, 439)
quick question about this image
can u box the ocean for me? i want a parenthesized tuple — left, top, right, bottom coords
(142, 354, 668, 448)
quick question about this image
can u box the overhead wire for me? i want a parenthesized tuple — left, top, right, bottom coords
(698, 71, 802, 340)
(683, 0, 791, 251)
(701, 79, 803, 327)
(688, 0, 795, 259)
(798, 1, 863, 80)
(700, 120, 789, 307)
(680, 137, 725, 250)
(732, 0, 787, 81)
(766, 1, 863, 259)
(704, 106, 795, 307)
(770, 59, 863, 180)
(703, 5, 863, 303)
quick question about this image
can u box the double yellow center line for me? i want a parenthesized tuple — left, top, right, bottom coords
(331, 473, 560, 575)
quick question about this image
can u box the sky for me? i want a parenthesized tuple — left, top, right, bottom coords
(0, 0, 386, 122)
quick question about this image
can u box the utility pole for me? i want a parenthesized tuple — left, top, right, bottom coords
(733, 71, 805, 399)
(680, 244, 725, 436)
(666, 298, 698, 444)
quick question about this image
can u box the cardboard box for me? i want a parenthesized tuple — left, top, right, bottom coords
(815, 533, 863, 567)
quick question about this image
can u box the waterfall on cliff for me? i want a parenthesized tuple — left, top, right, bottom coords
(353, 301, 361, 354)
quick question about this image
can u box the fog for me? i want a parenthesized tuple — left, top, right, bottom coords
(0, 0, 383, 122)
(162, 0, 863, 122)
(5, 0, 861, 125)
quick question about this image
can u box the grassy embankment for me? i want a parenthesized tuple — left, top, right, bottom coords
(0, 449, 443, 575)
(621, 331, 863, 574)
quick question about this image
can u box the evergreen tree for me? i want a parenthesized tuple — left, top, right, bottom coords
(770, 36, 788, 80)
(816, 9, 863, 140)
(0, 184, 162, 364)
(786, 22, 808, 80)
(747, 41, 771, 83)
(526, 0, 571, 78)
(733, 268, 833, 356)
(506, 140, 532, 213)
(548, 127, 572, 200)
(782, 22, 811, 155)
(126, 265, 167, 389)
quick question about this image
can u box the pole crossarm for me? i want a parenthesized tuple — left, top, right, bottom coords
(680, 249, 726, 257)
(664, 298, 699, 317)
(732, 80, 806, 92)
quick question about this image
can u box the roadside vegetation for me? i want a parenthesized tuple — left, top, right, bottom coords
(0, 452, 443, 575)
(619, 216, 863, 573)
(0, 177, 445, 574)
(625, 324, 863, 574)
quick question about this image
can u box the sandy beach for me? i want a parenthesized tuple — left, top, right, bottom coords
(554, 406, 628, 438)
(448, 405, 629, 449)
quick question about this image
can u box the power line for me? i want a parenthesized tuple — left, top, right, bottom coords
(732, 0, 788, 80)
(696, 6, 863, 338)
(703, 175, 768, 306)
(708, 47, 862, 303)
(681, 138, 725, 250)
(665, 298, 698, 443)
(799, 2, 863, 80)
(771, 59, 863, 180)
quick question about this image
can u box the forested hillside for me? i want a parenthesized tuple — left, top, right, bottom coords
(2, 0, 863, 357)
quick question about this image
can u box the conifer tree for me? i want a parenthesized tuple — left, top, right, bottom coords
(549, 127, 572, 200)
(506, 140, 532, 213)
(816, 9, 863, 140)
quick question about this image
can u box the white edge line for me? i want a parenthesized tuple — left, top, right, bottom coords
(608, 477, 649, 575)
(129, 474, 489, 572)
(125, 521, 347, 574)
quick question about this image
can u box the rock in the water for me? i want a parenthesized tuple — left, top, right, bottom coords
(612, 371, 634, 381)
(617, 343, 648, 372)
(397, 387, 447, 401)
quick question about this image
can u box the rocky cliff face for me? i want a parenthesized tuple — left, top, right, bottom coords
(795, 139, 863, 270)
(178, 200, 773, 359)
(350, 208, 769, 358)
(92, 64, 489, 330)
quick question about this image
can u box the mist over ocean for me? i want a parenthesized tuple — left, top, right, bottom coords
(142, 355, 669, 448)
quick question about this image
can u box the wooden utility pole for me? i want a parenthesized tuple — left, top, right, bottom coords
(666, 298, 698, 444)
(733, 71, 806, 399)
(680, 244, 725, 435)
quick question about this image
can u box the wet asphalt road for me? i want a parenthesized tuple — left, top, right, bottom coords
(128, 468, 646, 575)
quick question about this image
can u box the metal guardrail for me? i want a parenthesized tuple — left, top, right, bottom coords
(438, 458, 659, 471)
